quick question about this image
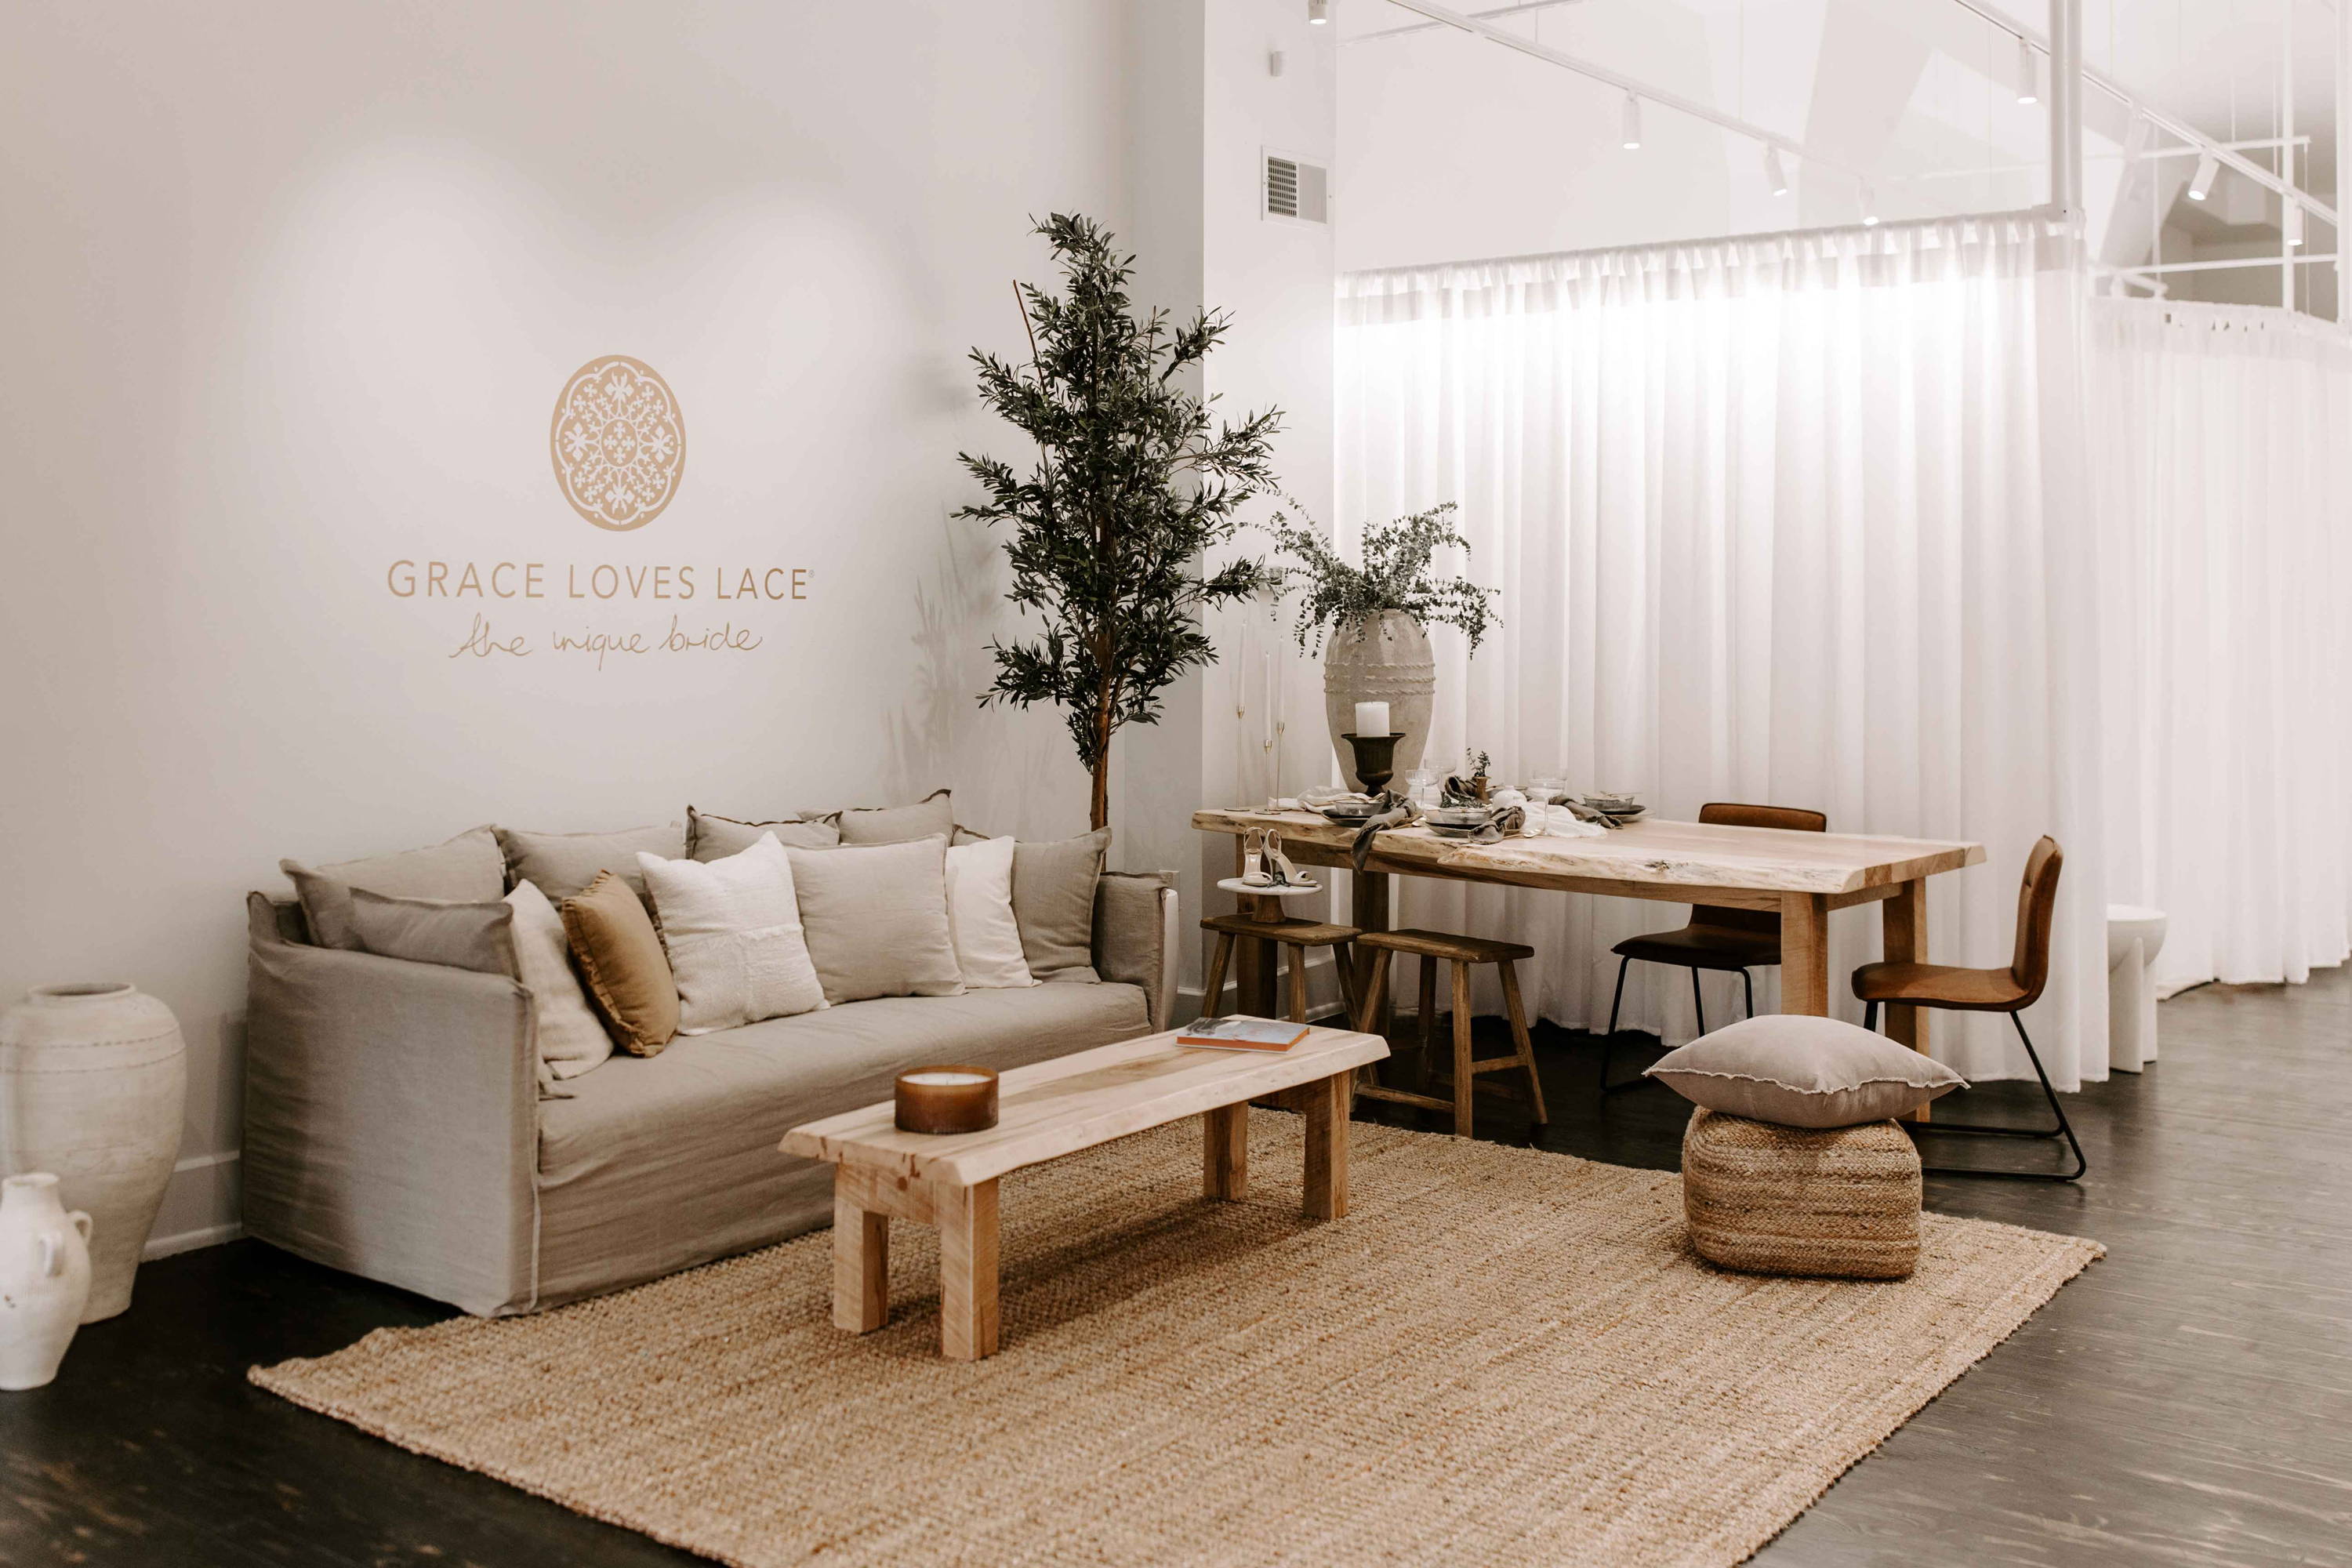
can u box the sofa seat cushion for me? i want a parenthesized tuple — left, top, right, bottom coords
(531, 982, 1151, 1309)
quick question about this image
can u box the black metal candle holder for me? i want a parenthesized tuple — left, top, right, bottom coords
(1341, 731, 1405, 796)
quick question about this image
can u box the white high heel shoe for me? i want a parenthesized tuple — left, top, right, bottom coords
(1241, 828, 1273, 887)
(1265, 829, 1305, 887)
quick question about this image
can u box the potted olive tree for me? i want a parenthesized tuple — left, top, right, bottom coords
(959, 214, 1280, 831)
(1266, 503, 1497, 781)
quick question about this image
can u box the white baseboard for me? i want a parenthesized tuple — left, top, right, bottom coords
(143, 1147, 244, 1258)
(145, 1221, 244, 1260)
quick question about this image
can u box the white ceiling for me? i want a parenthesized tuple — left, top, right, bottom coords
(1340, 0, 2342, 198)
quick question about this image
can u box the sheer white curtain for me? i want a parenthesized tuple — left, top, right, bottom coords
(2090, 300, 2352, 1000)
(1336, 213, 2114, 1088)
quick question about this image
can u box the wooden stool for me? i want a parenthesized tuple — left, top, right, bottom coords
(1352, 929, 1547, 1136)
(1200, 912, 1363, 1025)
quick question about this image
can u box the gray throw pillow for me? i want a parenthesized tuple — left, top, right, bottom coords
(785, 836, 964, 1004)
(497, 824, 685, 906)
(688, 806, 840, 860)
(280, 840, 507, 950)
(1646, 1014, 1967, 1129)
(278, 861, 365, 950)
(835, 789, 954, 846)
(293, 824, 506, 916)
(1013, 826, 1110, 984)
(342, 886, 518, 978)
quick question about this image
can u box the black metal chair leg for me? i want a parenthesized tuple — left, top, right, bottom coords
(1863, 999, 1879, 1033)
(1741, 969, 1755, 1021)
(1690, 968, 1706, 1039)
(1597, 956, 1648, 1095)
(1915, 1014, 2087, 1181)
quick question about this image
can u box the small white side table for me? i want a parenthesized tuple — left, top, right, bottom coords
(2106, 905, 2169, 1073)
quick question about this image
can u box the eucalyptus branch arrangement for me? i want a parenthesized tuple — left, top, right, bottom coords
(957, 213, 1282, 830)
(1263, 502, 1499, 652)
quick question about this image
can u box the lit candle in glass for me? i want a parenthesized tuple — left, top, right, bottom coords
(894, 1066, 1000, 1134)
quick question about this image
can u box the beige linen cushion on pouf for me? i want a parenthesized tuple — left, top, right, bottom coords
(1682, 1108, 1923, 1280)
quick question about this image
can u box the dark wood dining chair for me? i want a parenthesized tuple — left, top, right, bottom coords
(1854, 835, 2085, 1181)
(1598, 801, 1829, 1092)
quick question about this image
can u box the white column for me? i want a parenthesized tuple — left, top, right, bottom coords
(2047, 0, 2083, 223)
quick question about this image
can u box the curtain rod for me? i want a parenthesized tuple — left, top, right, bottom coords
(1338, 206, 2066, 287)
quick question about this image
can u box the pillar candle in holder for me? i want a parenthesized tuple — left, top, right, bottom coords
(1352, 700, 1390, 738)
(894, 1066, 1000, 1134)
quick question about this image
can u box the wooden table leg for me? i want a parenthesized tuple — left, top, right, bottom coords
(1302, 1071, 1351, 1220)
(1882, 878, 1930, 1124)
(832, 1177, 889, 1334)
(1352, 869, 1393, 1040)
(938, 1178, 1000, 1362)
(1778, 892, 1831, 1016)
(1204, 1103, 1248, 1200)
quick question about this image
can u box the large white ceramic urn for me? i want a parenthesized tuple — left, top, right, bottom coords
(0, 984, 187, 1322)
(1323, 609, 1436, 785)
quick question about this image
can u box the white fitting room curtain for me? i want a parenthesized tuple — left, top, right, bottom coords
(2089, 299, 2352, 996)
(1336, 212, 2113, 1088)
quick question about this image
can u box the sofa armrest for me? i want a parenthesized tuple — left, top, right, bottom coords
(1094, 872, 1178, 1033)
(241, 893, 539, 1316)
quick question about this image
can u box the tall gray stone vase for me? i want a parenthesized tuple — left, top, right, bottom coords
(1323, 610, 1436, 783)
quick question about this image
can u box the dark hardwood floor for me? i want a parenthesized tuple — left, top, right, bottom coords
(3, 970, 2345, 1567)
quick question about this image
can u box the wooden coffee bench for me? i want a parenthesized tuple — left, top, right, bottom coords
(779, 1025, 1390, 1360)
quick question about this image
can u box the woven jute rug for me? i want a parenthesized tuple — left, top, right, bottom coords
(252, 1117, 2100, 1567)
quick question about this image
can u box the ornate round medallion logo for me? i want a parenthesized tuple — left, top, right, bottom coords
(550, 355, 685, 531)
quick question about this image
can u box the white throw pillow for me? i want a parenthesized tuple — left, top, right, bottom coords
(944, 836, 1036, 989)
(504, 880, 613, 1082)
(637, 833, 826, 1033)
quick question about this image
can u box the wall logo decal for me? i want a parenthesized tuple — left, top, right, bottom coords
(550, 355, 686, 531)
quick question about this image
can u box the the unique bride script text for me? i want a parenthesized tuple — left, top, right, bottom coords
(448, 613, 763, 669)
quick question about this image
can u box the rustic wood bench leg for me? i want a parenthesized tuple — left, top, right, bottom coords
(832, 1181, 889, 1334)
(1302, 1071, 1350, 1220)
(1204, 1103, 1249, 1200)
(938, 1178, 1000, 1362)
(1450, 960, 1476, 1138)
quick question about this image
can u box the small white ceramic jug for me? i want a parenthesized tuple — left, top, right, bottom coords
(0, 1172, 93, 1390)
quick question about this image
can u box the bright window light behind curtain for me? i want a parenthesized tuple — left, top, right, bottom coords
(2091, 300, 2352, 999)
(1335, 213, 2112, 1089)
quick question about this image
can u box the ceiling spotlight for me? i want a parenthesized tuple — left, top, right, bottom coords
(2016, 35, 2040, 105)
(1860, 182, 1879, 226)
(1765, 145, 1790, 197)
(1308, 0, 1328, 23)
(2187, 151, 2218, 200)
(2286, 201, 2305, 247)
(1621, 93, 1642, 151)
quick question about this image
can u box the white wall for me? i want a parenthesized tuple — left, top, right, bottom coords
(1116, 0, 1342, 1015)
(0, 1, 1155, 1250)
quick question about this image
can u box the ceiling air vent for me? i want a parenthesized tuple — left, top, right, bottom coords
(1263, 151, 1328, 225)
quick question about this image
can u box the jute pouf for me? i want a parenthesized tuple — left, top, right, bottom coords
(1683, 1106, 1922, 1279)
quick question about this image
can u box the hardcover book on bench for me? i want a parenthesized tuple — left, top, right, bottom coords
(1178, 1016, 1311, 1051)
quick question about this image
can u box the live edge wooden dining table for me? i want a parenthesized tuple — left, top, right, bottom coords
(1192, 808, 1984, 1070)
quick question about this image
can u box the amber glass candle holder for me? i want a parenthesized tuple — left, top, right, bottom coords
(894, 1066, 1000, 1134)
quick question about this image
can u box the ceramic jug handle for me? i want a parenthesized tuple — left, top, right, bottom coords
(42, 1212, 95, 1274)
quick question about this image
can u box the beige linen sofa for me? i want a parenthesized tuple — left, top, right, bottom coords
(240, 874, 1174, 1316)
